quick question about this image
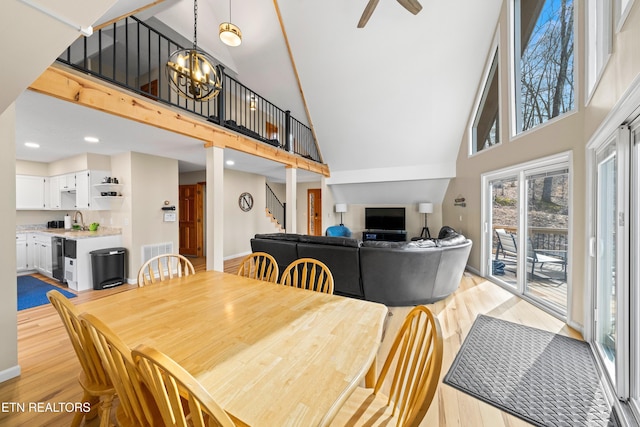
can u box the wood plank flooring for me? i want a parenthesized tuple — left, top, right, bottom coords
(1, 261, 581, 426)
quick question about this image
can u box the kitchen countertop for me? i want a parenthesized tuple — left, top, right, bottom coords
(19, 227, 122, 239)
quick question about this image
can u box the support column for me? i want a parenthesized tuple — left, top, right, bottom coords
(206, 146, 224, 271)
(286, 166, 297, 233)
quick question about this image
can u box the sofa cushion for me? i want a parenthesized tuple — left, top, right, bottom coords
(254, 233, 301, 242)
(298, 235, 361, 248)
(361, 240, 408, 249)
(436, 234, 468, 247)
(407, 239, 437, 248)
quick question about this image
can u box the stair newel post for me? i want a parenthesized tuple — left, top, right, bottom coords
(283, 202, 287, 231)
(285, 110, 292, 152)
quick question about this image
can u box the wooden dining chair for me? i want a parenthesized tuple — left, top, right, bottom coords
(133, 344, 236, 427)
(279, 258, 334, 294)
(330, 305, 443, 427)
(137, 254, 195, 287)
(79, 313, 161, 426)
(47, 290, 115, 427)
(237, 252, 279, 283)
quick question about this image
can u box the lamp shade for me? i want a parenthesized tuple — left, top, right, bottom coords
(335, 203, 347, 213)
(418, 202, 433, 214)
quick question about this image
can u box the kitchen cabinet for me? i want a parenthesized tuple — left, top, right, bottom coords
(16, 234, 28, 272)
(31, 233, 53, 278)
(59, 173, 76, 191)
(16, 175, 46, 210)
(47, 176, 61, 209)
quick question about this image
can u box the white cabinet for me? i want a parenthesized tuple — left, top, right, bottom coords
(16, 234, 28, 272)
(30, 233, 53, 278)
(59, 173, 76, 191)
(48, 176, 61, 209)
(16, 175, 46, 210)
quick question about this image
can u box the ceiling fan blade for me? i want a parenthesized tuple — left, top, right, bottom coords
(358, 0, 380, 28)
(397, 0, 422, 15)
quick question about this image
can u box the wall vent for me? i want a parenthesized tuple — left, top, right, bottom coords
(141, 242, 174, 263)
(140, 242, 175, 279)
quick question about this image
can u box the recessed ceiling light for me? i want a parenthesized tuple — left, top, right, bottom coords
(84, 136, 100, 143)
(226, 160, 235, 166)
(24, 142, 40, 148)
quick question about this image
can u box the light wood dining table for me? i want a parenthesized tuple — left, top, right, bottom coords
(76, 270, 388, 426)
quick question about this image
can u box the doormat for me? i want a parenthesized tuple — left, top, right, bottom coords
(444, 315, 618, 427)
(18, 275, 76, 311)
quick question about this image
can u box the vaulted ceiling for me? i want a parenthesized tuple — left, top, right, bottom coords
(7, 0, 503, 204)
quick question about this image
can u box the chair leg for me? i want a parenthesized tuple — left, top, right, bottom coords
(99, 394, 115, 427)
(71, 391, 94, 427)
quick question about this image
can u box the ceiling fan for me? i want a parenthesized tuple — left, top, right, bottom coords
(357, 0, 423, 28)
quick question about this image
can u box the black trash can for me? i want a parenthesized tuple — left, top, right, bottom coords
(90, 247, 127, 290)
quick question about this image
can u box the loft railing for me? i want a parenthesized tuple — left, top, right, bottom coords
(56, 15, 322, 163)
(266, 184, 285, 230)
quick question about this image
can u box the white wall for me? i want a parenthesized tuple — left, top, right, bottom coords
(0, 104, 19, 381)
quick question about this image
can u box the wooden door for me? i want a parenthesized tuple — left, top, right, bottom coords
(307, 189, 322, 236)
(179, 184, 203, 256)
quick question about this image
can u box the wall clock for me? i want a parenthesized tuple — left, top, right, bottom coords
(239, 192, 254, 212)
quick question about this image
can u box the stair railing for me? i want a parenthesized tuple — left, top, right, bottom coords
(266, 184, 286, 231)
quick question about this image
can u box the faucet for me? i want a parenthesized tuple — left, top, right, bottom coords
(73, 211, 85, 229)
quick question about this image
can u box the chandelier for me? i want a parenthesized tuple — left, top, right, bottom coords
(166, 0, 221, 101)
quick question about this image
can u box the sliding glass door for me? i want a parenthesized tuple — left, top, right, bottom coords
(594, 139, 620, 385)
(524, 169, 570, 312)
(592, 127, 631, 401)
(489, 176, 519, 288)
(483, 153, 571, 318)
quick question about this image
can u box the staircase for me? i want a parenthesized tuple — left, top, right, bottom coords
(266, 184, 286, 232)
(265, 208, 285, 232)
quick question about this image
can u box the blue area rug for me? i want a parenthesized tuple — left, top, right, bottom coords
(17, 275, 76, 311)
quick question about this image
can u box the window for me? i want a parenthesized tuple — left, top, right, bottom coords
(471, 49, 500, 155)
(586, 0, 612, 100)
(513, 0, 575, 134)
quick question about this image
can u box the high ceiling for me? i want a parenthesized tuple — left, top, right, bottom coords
(10, 0, 503, 203)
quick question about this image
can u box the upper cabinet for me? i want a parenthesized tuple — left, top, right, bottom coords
(16, 175, 46, 210)
(17, 170, 117, 211)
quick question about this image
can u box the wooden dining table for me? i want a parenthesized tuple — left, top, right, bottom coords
(76, 270, 388, 426)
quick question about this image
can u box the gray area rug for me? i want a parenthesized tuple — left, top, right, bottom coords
(444, 315, 617, 426)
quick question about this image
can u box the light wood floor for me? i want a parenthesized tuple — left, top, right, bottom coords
(1, 260, 582, 426)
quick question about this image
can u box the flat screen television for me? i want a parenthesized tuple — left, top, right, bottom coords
(365, 207, 406, 231)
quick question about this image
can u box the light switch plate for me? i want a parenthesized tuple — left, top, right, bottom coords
(164, 212, 177, 222)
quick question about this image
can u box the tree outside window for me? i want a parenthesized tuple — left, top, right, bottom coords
(514, 0, 574, 133)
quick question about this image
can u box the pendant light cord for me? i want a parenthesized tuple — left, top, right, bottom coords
(193, 0, 198, 50)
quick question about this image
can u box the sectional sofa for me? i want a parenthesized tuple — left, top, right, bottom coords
(250, 227, 472, 306)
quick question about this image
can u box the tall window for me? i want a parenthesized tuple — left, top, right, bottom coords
(586, 0, 612, 99)
(472, 49, 500, 155)
(513, 0, 575, 133)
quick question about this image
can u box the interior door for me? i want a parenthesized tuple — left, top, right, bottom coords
(307, 189, 322, 236)
(179, 184, 201, 256)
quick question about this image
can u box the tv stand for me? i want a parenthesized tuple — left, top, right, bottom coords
(362, 230, 407, 242)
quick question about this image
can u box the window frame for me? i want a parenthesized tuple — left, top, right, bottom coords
(469, 30, 501, 157)
(615, 0, 635, 32)
(510, 0, 577, 137)
(585, 0, 613, 103)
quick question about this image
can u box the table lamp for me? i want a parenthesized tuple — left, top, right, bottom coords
(335, 203, 347, 226)
(418, 202, 433, 239)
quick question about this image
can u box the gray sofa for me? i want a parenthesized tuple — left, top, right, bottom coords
(250, 227, 472, 306)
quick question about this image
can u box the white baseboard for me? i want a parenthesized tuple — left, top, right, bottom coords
(465, 265, 481, 276)
(0, 365, 21, 383)
(224, 251, 251, 261)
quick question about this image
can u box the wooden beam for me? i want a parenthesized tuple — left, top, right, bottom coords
(28, 66, 330, 177)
